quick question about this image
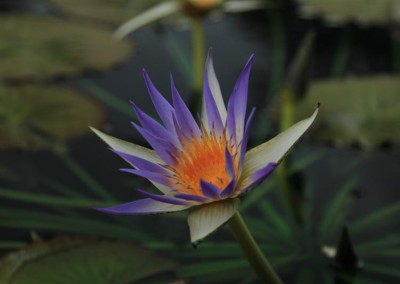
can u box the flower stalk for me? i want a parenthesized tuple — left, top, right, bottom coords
(229, 212, 283, 284)
(191, 16, 205, 110)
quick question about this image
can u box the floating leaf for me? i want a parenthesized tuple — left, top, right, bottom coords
(0, 85, 104, 150)
(297, 76, 400, 149)
(0, 14, 132, 81)
(49, 0, 163, 25)
(297, 0, 400, 25)
(0, 237, 177, 284)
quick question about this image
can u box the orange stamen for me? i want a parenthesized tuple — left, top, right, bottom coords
(169, 127, 238, 196)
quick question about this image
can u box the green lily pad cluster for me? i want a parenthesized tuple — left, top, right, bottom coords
(0, 14, 132, 81)
(0, 237, 177, 284)
(0, 86, 104, 150)
(297, 0, 400, 25)
(297, 76, 400, 149)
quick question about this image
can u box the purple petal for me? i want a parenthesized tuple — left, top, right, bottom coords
(203, 71, 224, 135)
(111, 149, 167, 174)
(142, 69, 175, 131)
(219, 179, 236, 198)
(237, 162, 277, 195)
(238, 107, 256, 170)
(136, 189, 190, 205)
(226, 55, 254, 142)
(225, 147, 236, 180)
(131, 102, 181, 148)
(174, 193, 208, 202)
(200, 180, 221, 199)
(132, 122, 176, 164)
(226, 106, 236, 142)
(121, 168, 170, 187)
(170, 75, 201, 139)
(94, 198, 190, 215)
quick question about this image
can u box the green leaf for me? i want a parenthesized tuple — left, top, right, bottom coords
(319, 177, 359, 241)
(240, 176, 276, 211)
(178, 259, 247, 277)
(297, 0, 400, 25)
(0, 186, 113, 208)
(356, 235, 400, 254)
(350, 202, 400, 235)
(364, 263, 400, 278)
(0, 241, 27, 249)
(258, 200, 292, 240)
(49, 0, 164, 25)
(77, 79, 132, 117)
(55, 150, 115, 201)
(0, 208, 152, 241)
(297, 76, 400, 150)
(290, 148, 326, 173)
(0, 85, 104, 150)
(0, 14, 132, 81)
(0, 238, 177, 284)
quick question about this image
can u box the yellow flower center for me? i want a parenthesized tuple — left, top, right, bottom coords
(189, 0, 222, 8)
(168, 127, 238, 196)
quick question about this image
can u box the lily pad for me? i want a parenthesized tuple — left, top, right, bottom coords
(0, 14, 132, 81)
(0, 85, 104, 150)
(297, 0, 400, 25)
(297, 76, 400, 149)
(49, 0, 162, 25)
(0, 237, 177, 284)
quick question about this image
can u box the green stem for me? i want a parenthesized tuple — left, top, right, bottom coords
(279, 88, 295, 131)
(267, 9, 285, 100)
(278, 88, 299, 225)
(0, 186, 113, 209)
(393, 27, 400, 73)
(331, 28, 351, 77)
(77, 79, 132, 118)
(228, 212, 283, 284)
(276, 30, 316, 225)
(191, 16, 205, 112)
(160, 29, 192, 83)
(54, 148, 116, 202)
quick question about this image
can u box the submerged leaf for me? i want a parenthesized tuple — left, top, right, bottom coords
(0, 14, 132, 81)
(297, 76, 400, 149)
(0, 237, 177, 284)
(297, 0, 400, 25)
(0, 85, 104, 150)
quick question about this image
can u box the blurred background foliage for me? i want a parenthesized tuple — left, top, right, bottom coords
(0, 0, 399, 283)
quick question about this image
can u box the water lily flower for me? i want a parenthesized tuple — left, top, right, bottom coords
(92, 54, 318, 244)
(114, 0, 268, 39)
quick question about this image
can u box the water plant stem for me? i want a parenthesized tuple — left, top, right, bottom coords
(278, 87, 302, 225)
(267, 9, 285, 100)
(229, 212, 283, 284)
(393, 27, 400, 73)
(276, 30, 316, 225)
(54, 148, 116, 202)
(331, 28, 351, 77)
(191, 16, 205, 111)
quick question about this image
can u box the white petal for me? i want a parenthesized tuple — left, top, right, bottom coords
(188, 198, 240, 244)
(238, 108, 318, 188)
(90, 127, 162, 164)
(222, 0, 266, 13)
(91, 127, 171, 194)
(114, 1, 180, 39)
(202, 52, 227, 130)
